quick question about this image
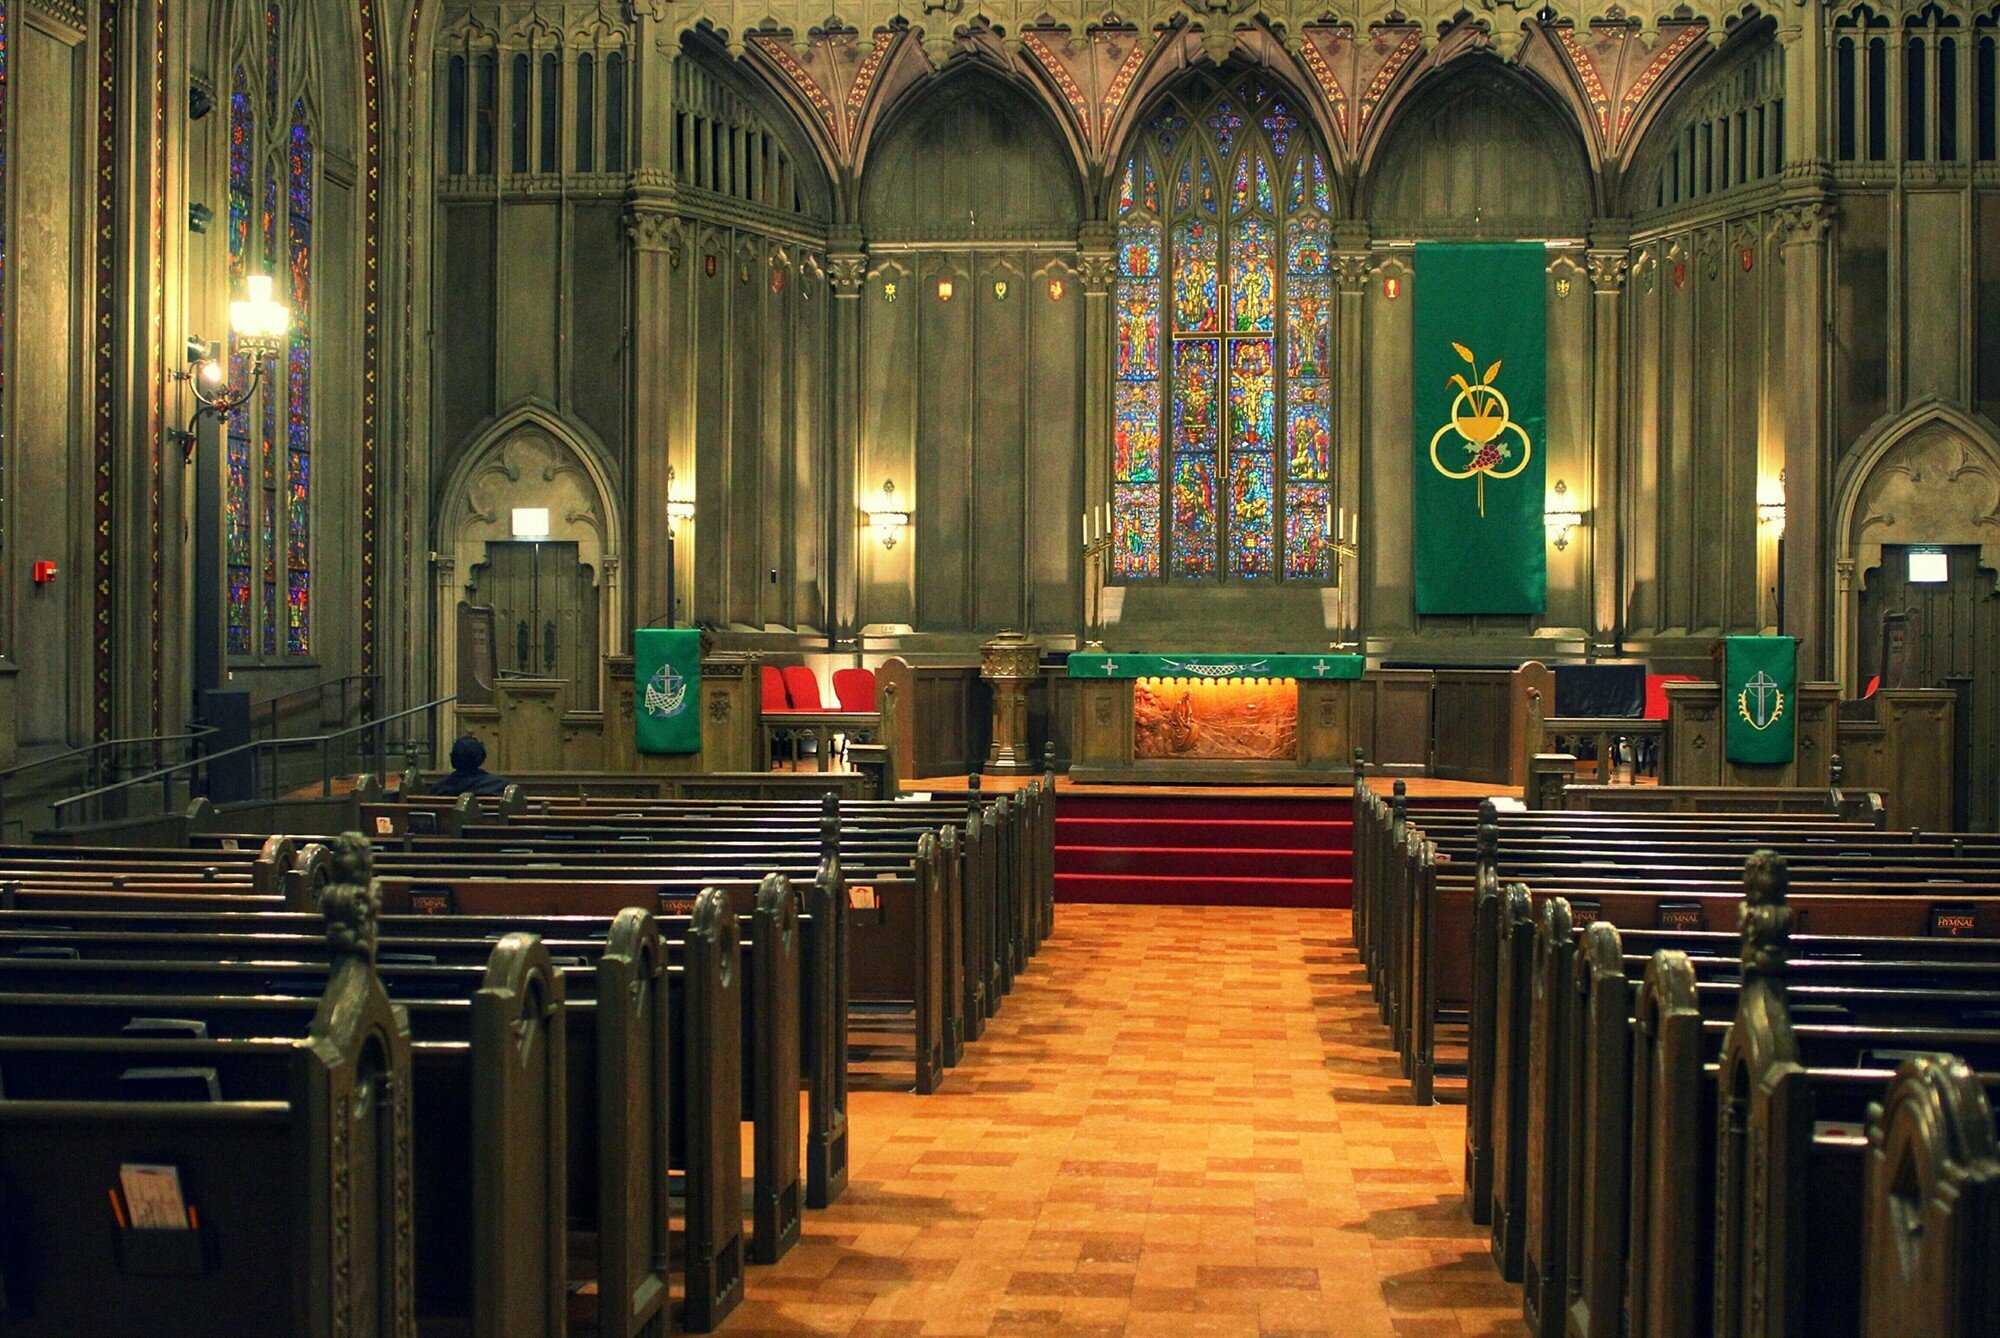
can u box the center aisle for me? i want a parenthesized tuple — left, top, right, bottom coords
(731, 905, 1518, 1337)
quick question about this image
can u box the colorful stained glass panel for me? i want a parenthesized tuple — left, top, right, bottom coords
(1117, 221, 1159, 277)
(1287, 219, 1330, 275)
(1113, 483, 1160, 580)
(1227, 338, 1275, 454)
(1229, 153, 1274, 213)
(1114, 380, 1161, 484)
(1286, 380, 1331, 480)
(1285, 481, 1330, 581)
(1170, 339, 1219, 455)
(1206, 99, 1242, 157)
(1171, 220, 1218, 332)
(1116, 280, 1158, 379)
(1170, 455, 1218, 578)
(1228, 219, 1274, 333)
(1227, 451, 1274, 578)
(1286, 278, 1331, 380)
(1263, 102, 1296, 162)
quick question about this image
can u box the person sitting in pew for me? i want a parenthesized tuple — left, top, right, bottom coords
(428, 734, 511, 797)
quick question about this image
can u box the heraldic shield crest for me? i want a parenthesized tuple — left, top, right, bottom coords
(633, 628, 703, 754)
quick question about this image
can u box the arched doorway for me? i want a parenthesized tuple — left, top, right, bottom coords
(1832, 404, 2000, 829)
(433, 409, 623, 730)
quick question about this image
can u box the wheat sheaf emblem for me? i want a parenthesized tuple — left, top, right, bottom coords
(1736, 670, 1786, 733)
(1429, 341, 1532, 517)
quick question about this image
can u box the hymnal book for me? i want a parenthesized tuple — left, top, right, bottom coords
(118, 1164, 189, 1230)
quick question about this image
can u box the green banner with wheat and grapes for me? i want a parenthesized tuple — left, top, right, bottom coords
(1412, 244, 1547, 615)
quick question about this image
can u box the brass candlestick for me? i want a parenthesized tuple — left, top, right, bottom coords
(1080, 502, 1112, 647)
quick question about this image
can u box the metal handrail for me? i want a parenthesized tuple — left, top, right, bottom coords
(49, 694, 458, 829)
(0, 728, 220, 839)
(251, 671, 379, 741)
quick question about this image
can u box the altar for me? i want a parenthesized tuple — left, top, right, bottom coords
(1067, 652, 1366, 784)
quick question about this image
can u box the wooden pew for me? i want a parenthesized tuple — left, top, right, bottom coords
(0, 878, 417, 1336)
(1858, 1054, 2000, 1338)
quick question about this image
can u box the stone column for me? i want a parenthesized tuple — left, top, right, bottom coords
(627, 205, 685, 631)
(827, 227, 866, 648)
(980, 630, 1043, 774)
(1586, 234, 1630, 657)
(1078, 223, 1115, 635)
(1777, 198, 1834, 679)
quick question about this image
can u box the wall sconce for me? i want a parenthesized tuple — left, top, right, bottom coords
(667, 498, 695, 524)
(863, 480, 911, 550)
(169, 274, 290, 461)
(1757, 501, 1787, 536)
(1544, 479, 1584, 551)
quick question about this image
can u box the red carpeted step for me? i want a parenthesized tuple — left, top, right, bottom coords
(1055, 844, 1353, 880)
(1056, 817, 1353, 851)
(1055, 872, 1352, 909)
(1057, 795, 1351, 825)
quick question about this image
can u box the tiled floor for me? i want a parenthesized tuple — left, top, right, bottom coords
(730, 905, 1521, 1336)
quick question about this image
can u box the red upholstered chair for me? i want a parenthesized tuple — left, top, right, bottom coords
(759, 664, 792, 711)
(1643, 673, 1700, 721)
(782, 666, 828, 711)
(832, 667, 878, 713)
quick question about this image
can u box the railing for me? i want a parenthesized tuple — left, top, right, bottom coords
(49, 695, 457, 831)
(1541, 716, 1666, 782)
(250, 672, 378, 742)
(0, 729, 218, 839)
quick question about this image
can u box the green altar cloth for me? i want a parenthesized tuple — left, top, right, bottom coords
(1066, 653, 1364, 681)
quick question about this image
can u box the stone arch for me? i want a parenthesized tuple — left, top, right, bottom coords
(431, 404, 626, 725)
(1362, 54, 1598, 233)
(1831, 400, 2000, 687)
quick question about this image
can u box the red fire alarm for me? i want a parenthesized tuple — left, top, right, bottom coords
(31, 560, 57, 585)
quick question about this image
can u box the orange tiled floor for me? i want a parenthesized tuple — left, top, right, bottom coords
(730, 905, 1520, 1337)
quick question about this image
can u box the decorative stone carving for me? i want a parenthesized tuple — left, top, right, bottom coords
(981, 631, 1042, 774)
(1586, 249, 1629, 293)
(627, 209, 685, 266)
(1773, 199, 1835, 246)
(828, 253, 868, 297)
(1076, 251, 1116, 294)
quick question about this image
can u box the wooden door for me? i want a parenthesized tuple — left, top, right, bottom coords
(1859, 545, 2000, 830)
(467, 541, 601, 714)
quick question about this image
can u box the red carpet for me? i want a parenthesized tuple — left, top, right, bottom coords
(1055, 792, 1356, 908)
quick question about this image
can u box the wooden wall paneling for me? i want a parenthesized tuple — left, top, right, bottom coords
(1545, 258, 1590, 631)
(1297, 680, 1353, 769)
(759, 242, 791, 628)
(1693, 226, 1730, 631)
(1431, 674, 1511, 780)
(498, 202, 560, 405)
(1974, 193, 2000, 424)
(1877, 690, 1955, 831)
(1728, 219, 1764, 632)
(916, 252, 973, 629)
(1365, 260, 1416, 633)
(859, 258, 916, 627)
(1661, 235, 1696, 634)
(1626, 245, 1662, 635)
(974, 252, 1027, 631)
(1833, 192, 1890, 460)
(693, 230, 730, 624)
(1663, 681, 1721, 783)
(1352, 670, 1431, 772)
(1903, 190, 1964, 406)
(729, 235, 764, 626)
(441, 204, 497, 455)
(14, 13, 84, 747)
(570, 204, 628, 457)
(1027, 256, 1081, 636)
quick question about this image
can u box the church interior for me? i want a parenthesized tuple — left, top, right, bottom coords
(0, 0, 1997, 1332)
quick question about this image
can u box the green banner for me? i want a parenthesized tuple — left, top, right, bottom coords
(1067, 653, 1363, 681)
(1413, 243, 1547, 615)
(1723, 635, 1797, 765)
(634, 628, 702, 755)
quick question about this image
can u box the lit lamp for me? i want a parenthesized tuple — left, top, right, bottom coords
(1757, 500, 1787, 536)
(863, 480, 910, 550)
(171, 274, 291, 460)
(1544, 479, 1584, 551)
(664, 465, 694, 628)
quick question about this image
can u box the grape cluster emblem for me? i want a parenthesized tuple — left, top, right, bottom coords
(1429, 341, 1532, 517)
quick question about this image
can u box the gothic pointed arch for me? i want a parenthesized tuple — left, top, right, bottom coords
(1108, 64, 1338, 583)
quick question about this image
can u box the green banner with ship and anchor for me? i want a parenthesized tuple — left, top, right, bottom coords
(1722, 635, 1797, 765)
(1412, 243, 1548, 616)
(633, 628, 702, 755)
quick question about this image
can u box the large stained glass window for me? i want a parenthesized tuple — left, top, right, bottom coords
(224, 4, 314, 657)
(1112, 75, 1333, 583)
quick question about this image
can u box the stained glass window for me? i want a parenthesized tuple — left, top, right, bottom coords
(224, 6, 314, 658)
(1113, 75, 1334, 582)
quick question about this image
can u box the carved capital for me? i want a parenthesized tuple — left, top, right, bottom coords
(627, 209, 685, 265)
(1333, 252, 1371, 293)
(828, 252, 868, 297)
(1077, 251, 1117, 295)
(1587, 250, 1629, 294)
(1774, 199, 1835, 246)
